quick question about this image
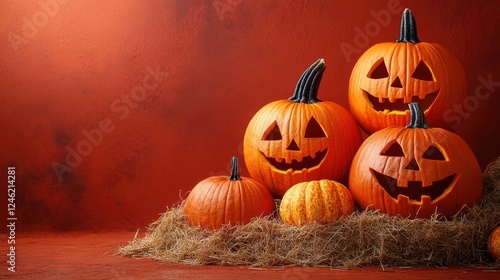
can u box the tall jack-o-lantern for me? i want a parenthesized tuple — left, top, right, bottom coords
(349, 102, 483, 219)
(244, 59, 362, 198)
(348, 8, 467, 134)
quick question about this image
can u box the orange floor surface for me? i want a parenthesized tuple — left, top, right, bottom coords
(1, 231, 499, 279)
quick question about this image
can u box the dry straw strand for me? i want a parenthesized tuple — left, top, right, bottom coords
(117, 157, 500, 268)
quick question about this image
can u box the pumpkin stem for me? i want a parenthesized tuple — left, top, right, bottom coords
(396, 8, 420, 44)
(228, 156, 242, 181)
(289, 58, 325, 104)
(406, 102, 429, 129)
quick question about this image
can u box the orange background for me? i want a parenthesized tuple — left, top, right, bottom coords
(1, 0, 499, 231)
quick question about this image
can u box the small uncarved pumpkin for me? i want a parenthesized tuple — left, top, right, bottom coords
(348, 9, 467, 134)
(244, 59, 362, 198)
(349, 103, 483, 219)
(183, 157, 275, 230)
(279, 179, 354, 226)
(488, 226, 500, 261)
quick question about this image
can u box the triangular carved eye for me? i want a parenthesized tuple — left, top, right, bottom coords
(262, 122, 282, 141)
(304, 117, 326, 138)
(411, 60, 434, 81)
(367, 58, 389, 79)
(381, 141, 404, 157)
(422, 145, 446, 160)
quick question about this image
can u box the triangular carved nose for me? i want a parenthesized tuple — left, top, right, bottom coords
(405, 158, 420, 171)
(391, 76, 403, 88)
(286, 139, 300, 151)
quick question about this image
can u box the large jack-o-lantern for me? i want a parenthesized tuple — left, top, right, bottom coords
(349, 103, 483, 219)
(348, 8, 467, 134)
(244, 59, 362, 198)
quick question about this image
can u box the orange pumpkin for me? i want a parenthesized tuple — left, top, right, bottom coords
(183, 157, 275, 230)
(244, 59, 362, 198)
(488, 226, 500, 261)
(349, 103, 483, 219)
(279, 179, 354, 226)
(348, 8, 467, 134)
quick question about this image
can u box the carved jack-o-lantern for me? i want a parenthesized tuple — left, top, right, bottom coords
(349, 103, 483, 219)
(244, 59, 362, 198)
(348, 9, 467, 134)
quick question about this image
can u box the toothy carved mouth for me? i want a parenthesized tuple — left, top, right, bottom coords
(363, 89, 439, 112)
(371, 168, 456, 202)
(263, 148, 327, 172)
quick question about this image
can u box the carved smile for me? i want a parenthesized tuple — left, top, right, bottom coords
(371, 168, 456, 202)
(363, 89, 439, 112)
(263, 148, 327, 172)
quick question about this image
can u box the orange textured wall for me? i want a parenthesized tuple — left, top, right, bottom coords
(1, 0, 499, 231)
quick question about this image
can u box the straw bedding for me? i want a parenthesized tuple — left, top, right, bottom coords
(117, 157, 500, 268)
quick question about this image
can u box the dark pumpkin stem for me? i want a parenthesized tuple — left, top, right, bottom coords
(289, 58, 325, 104)
(228, 156, 241, 181)
(406, 102, 429, 129)
(396, 8, 420, 44)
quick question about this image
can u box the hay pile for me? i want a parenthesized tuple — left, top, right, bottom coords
(117, 157, 500, 268)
